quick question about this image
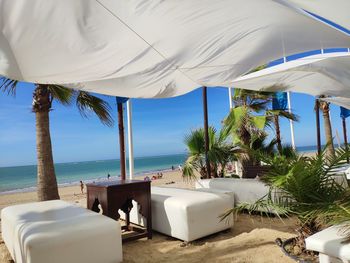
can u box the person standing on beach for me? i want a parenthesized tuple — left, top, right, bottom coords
(107, 173, 111, 180)
(80, 181, 84, 194)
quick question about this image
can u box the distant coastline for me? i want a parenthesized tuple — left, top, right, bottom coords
(0, 147, 321, 194)
(0, 153, 186, 194)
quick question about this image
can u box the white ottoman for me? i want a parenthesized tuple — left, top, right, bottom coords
(1, 200, 122, 263)
(126, 187, 234, 242)
(306, 225, 350, 263)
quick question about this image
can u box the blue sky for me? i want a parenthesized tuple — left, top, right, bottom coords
(0, 75, 348, 167)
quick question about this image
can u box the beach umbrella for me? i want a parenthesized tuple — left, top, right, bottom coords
(116, 97, 129, 180)
(1, 1, 350, 99)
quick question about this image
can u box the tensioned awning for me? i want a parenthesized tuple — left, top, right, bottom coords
(1, 0, 350, 98)
(322, 97, 350, 110)
(232, 52, 350, 98)
(288, 0, 350, 31)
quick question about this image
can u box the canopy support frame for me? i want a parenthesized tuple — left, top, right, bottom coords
(315, 98, 322, 155)
(127, 100, 134, 179)
(203, 86, 211, 179)
(117, 99, 127, 180)
(342, 117, 349, 163)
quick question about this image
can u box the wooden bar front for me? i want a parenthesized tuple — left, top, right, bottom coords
(86, 180, 152, 242)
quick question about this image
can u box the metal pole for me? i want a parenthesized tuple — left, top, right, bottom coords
(283, 56, 296, 150)
(342, 117, 349, 163)
(287, 92, 296, 149)
(228, 87, 233, 109)
(126, 100, 134, 179)
(315, 99, 322, 155)
(117, 100, 126, 180)
(203, 87, 211, 178)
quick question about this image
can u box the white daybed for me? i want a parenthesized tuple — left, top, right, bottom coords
(306, 225, 350, 263)
(126, 186, 234, 242)
(1, 200, 122, 263)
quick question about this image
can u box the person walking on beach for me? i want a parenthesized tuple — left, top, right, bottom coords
(107, 173, 111, 180)
(80, 181, 84, 194)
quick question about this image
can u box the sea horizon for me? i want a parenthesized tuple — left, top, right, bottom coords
(0, 153, 187, 194)
(0, 145, 319, 194)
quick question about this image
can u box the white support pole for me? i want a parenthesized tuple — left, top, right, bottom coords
(283, 56, 296, 150)
(126, 100, 134, 179)
(287, 92, 296, 150)
(329, 107, 335, 147)
(228, 87, 233, 109)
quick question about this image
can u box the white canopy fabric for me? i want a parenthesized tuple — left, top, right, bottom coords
(289, 1, 350, 32)
(232, 52, 350, 98)
(322, 97, 350, 110)
(1, 0, 350, 98)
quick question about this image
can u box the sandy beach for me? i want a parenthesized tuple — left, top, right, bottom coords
(0, 170, 297, 263)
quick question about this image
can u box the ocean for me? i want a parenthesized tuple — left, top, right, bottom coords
(0, 145, 319, 194)
(0, 154, 187, 194)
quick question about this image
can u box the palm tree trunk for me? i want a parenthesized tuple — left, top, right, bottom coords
(274, 115, 282, 155)
(33, 84, 60, 201)
(320, 101, 335, 157)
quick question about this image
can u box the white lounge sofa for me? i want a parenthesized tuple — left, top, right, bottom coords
(1, 200, 122, 263)
(306, 225, 350, 263)
(195, 178, 271, 206)
(125, 187, 234, 242)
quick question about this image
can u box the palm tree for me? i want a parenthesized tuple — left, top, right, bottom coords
(223, 89, 272, 145)
(1, 79, 113, 201)
(266, 109, 299, 155)
(318, 96, 335, 157)
(182, 126, 238, 179)
(223, 89, 273, 177)
(223, 146, 350, 252)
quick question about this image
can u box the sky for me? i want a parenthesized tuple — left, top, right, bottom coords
(0, 75, 348, 167)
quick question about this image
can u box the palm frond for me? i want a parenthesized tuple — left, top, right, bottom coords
(182, 155, 201, 180)
(267, 109, 299, 122)
(47, 85, 74, 105)
(0, 77, 18, 95)
(76, 91, 114, 127)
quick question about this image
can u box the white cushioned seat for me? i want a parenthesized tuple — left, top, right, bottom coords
(126, 186, 234, 242)
(1, 200, 122, 263)
(195, 178, 271, 206)
(306, 225, 350, 263)
(195, 178, 282, 214)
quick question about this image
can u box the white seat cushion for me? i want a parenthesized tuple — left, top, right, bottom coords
(195, 178, 270, 205)
(306, 225, 350, 262)
(126, 186, 234, 242)
(1, 200, 122, 263)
